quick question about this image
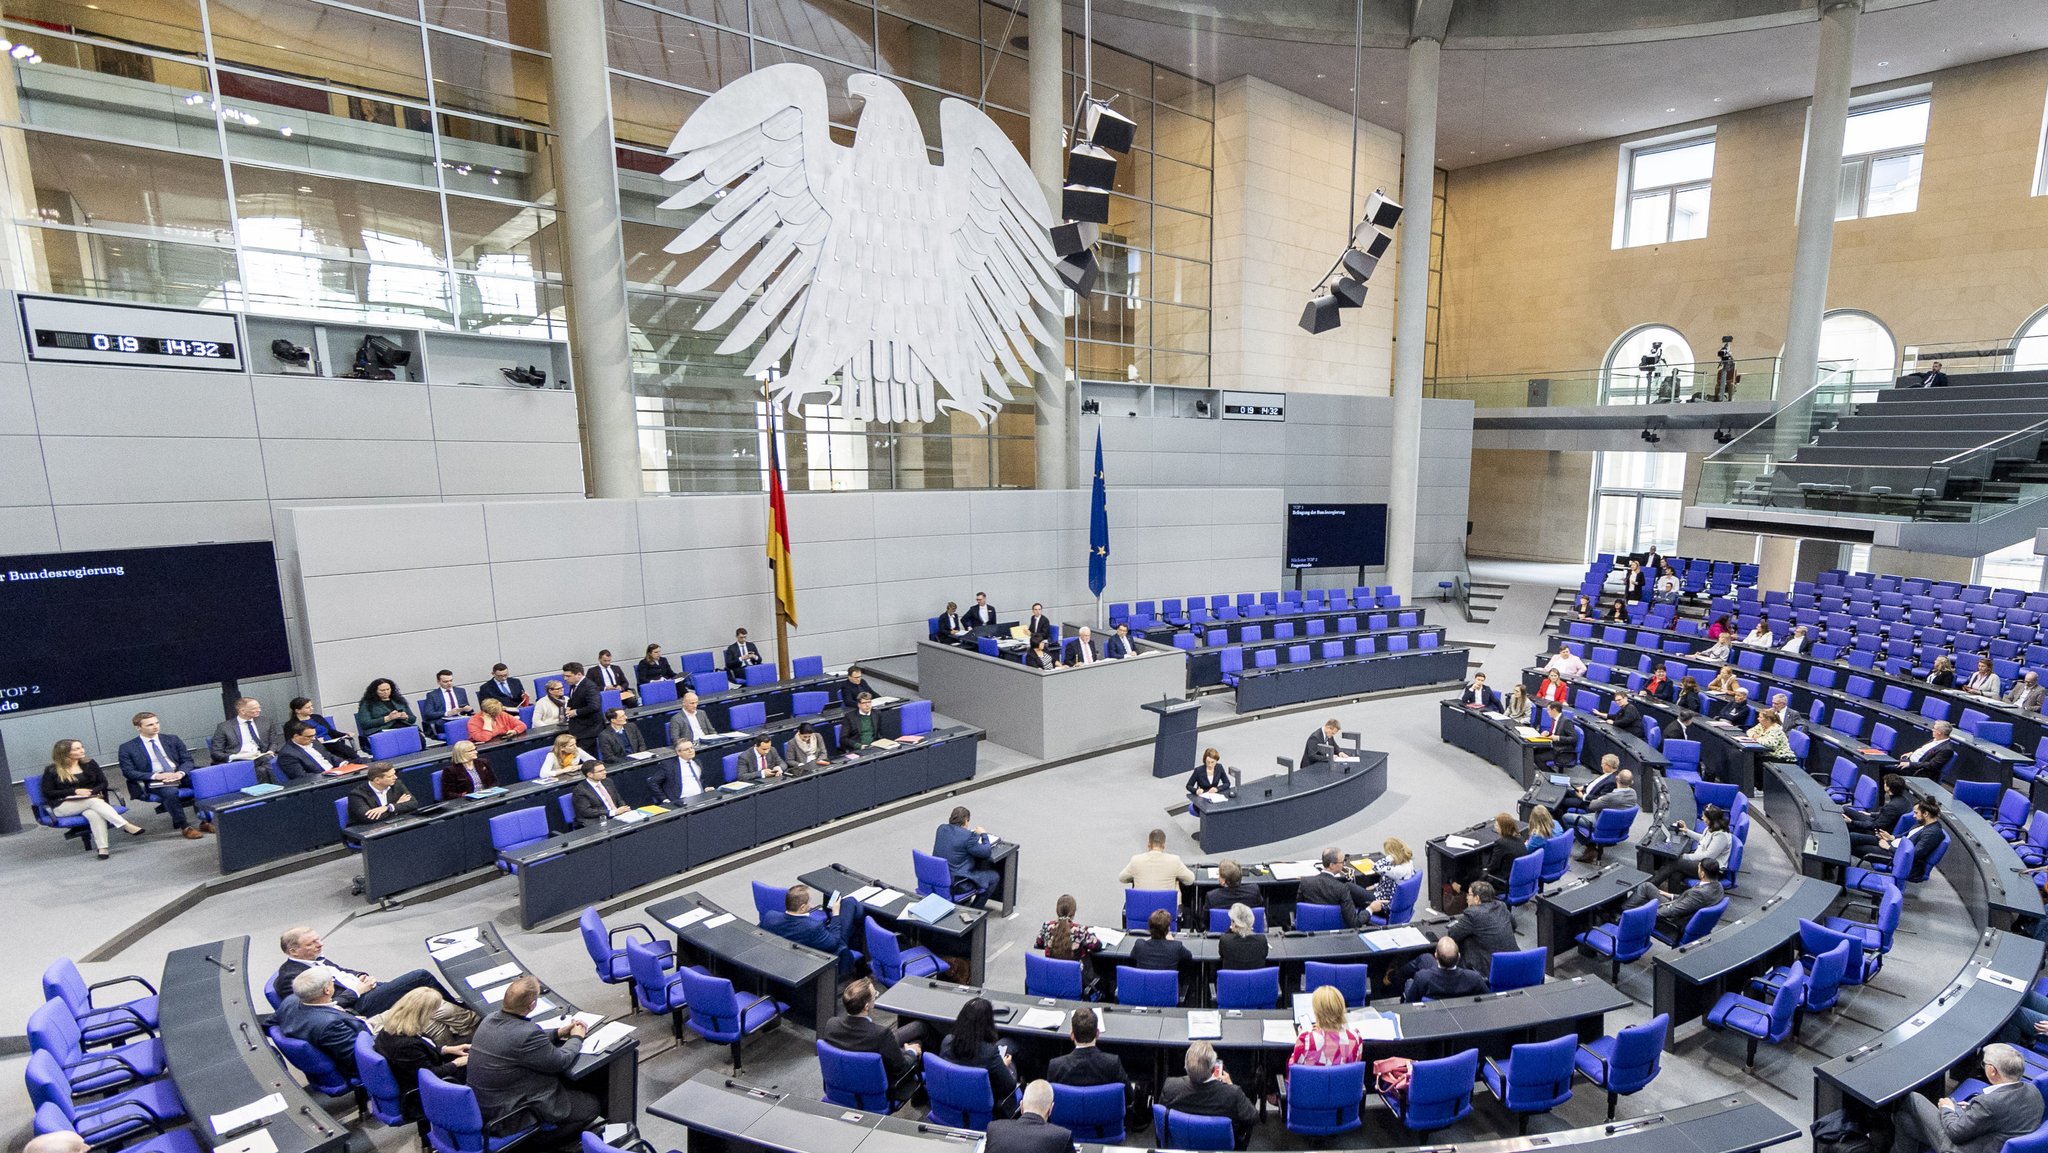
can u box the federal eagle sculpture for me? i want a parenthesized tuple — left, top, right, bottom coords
(660, 63, 1063, 425)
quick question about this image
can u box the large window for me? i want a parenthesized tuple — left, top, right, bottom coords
(1590, 451, 1684, 560)
(1620, 135, 1713, 247)
(1817, 309, 1897, 397)
(1602, 325, 1695, 405)
(2017, 307, 2048, 372)
(1838, 97, 1928, 220)
(1977, 540, 2048, 592)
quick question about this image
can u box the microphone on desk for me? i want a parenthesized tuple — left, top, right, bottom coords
(1843, 1042, 1879, 1063)
(300, 1104, 333, 1136)
(204, 954, 237, 973)
(238, 1021, 258, 1052)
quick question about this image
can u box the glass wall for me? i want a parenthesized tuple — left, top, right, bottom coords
(1589, 450, 1683, 559)
(0, 0, 1214, 493)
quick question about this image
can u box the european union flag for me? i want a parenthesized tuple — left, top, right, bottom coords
(1088, 428, 1109, 598)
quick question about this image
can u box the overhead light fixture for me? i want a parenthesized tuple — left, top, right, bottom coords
(1299, 293, 1341, 335)
(1298, 1, 1397, 336)
(1056, 249, 1098, 297)
(1361, 190, 1402, 230)
(1081, 99, 1135, 154)
(1051, 220, 1099, 257)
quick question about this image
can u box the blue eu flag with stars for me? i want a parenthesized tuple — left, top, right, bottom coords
(1088, 428, 1109, 598)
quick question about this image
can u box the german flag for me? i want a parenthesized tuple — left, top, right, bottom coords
(766, 418, 797, 627)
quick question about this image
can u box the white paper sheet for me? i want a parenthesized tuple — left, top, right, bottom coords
(1268, 861, 1318, 880)
(209, 1093, 287, 1136)
(1360, 926, 1430, 951)
(536, 1011, 604, 1033)
(1349, 1012, 1399, 1041)
(1978, 969, 2028, 992)
(871, 888, 905, 906)
(1262, 1020, 1297, 1044)
(665, 907, 714, 930)
(466, 962, 521, 988)
(703, 913, 737, 928)
(1185, 1011, 1222, 1040)
(581, 1021, 637, 1054)
(1093, 927, 1127, 948)
(429, 939, 486, 962)
(1016, 1008, 1065, 1030)
(1443, 835, 1479, 850)
(847, 885, 884, 904)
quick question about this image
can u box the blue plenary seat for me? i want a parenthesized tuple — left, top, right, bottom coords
(927, 1052, 1011, 1131)
(41, 958, 157, 1045)
(1577, 899, 1657, 983)
(1024, 953, 1084, 1000)
(489, 808, 550, 871)
(680, 968, 785, 1072)
(1575, 1014, 1670, 1120)
(1116, 966, 1178, 1007)
(1482, 1033, 1576, 1134)
(818, 1041, 893, 1112)
(1285, 1061, 1365, 1137)
(1152, 1105, 1234, 1151)
(1123, 888, 1178, 931)
(1302, 961, 1367, 1007)
(1381, 1048, 1478, 1138)
(1707, 962, 1804, 1068)
(1051, 1082, 1126, 1142)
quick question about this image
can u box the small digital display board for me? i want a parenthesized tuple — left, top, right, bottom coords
(19, 294, 246, 371)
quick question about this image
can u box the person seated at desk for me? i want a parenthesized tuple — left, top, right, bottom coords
(1849, 774, 1915, 856)
(210, 696, 282, 770)
(1635, 663, 1674, 704)
(1747, 709, 1795, 760)
(1443, 882, 1517, 976)
(541, 734, 594, 781)
(1048, 1007, 1126, 1087)
(1186, 747, 1232, 802)
(467, 698, 528, 747)
(477, 664, 531, 710)
(1130, 908, 1192, 975)
(724, 627, 764, 680)
(1105, 621, 1137, 659)
(634, 643, 685, 690)
(1061, 626, 1099, 667)
(1159, 1041, 1257, 1150)
(1218, 903, 1267, 971)
(771, 885, 865, 974)
(1964, 657, 2003, 699)
(419, 670, 475, 739)
(1037, 894, 1103, 962)
(737, 734, 786, 781)
(1024, 604, 1053, 647)
(1767, 691, 1798, 730)
(596, 708, 646, 763)
(1119, 827, 1195, 891)
(356, 679, 415, 742)
(1478, 813, 1528, 890)
(1698, 635, 1734, 665)
(442, 741, 497, 799)
(2008, 671, 2046, 714)
(1297, 847, 1372, 928)
(43, 741, 145, 858)
(838, 665, 873, 710)
(289, 697, 364, 763)
(1674, 677, 1706, 714)
(935, 806, 1000, 902)
(1628, 859, 1724, 940)
(1301, 718, 1356, 768)
(1928, 655, 1958, 689)
(1525, 806, 1559, 853)
(1364, 838, 1416, 918)
(1605, 695, 1646, 738)
(964, 592, 998, 630)
(1537, 702, 1579, 771)
(571, 761, 632, 826)
(1536, 669, 1570, 706)
(1572, 595, 1596, 621)
(1027, 637, 1058, 670)
(1602, 598, 1629, 622)
(468, 975, 599, 1144)
(1712, 687, 1753, 728)
(1561, 761, 1635, 837)
(1544, 646, 1587, 679)
(1202, 859, 1264, 918)
(1502, 683, 1532, 722)
(1887, 1043, 2042, 1153)
(668, 739, 707, 800)
(820, 978, 923, 1108)
(1741, 621, 1775, 648)
(1706, 666, 1741, 696)
(1402, 938, 1489, 1003)
(667, 691, 721, 747)
(1860, 799, 1944, 867)
(841, 693, 884, 753)
(530, 679, 568, 729)
(986, 1081, 1072, 1153)
(277, 721, 360, 781)
(1460, 672, 1502, 710)
(941, 998, 1019, 1121)
(1646, 805, 1733, 891)
(591, 650, 637, 707)
(346, 762, 417, 827)
(935, 601, 971, 642)
(374, 987, 470, 1106)
(1287, 986, 1361, 1094)
(1898, 721, 1959, 782)
(278, 969, 368, 1075)
(786, 722, 832, 770)
(117, 711, 207, 839)
(1655, 567, 1681, 605)
(1780, 624, 1811, 654)
(273, 926, 466, 1030)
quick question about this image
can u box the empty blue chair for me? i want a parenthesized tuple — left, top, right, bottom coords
(420, 1069, 534, 1153)
(1253, 649, 1278, 670)
(1574, 1014, 1669, 1120)
(1302, 961, 1368, 1007)
(818, 1041, 892, 1111)
(1381, 1048, 1479, 1138)
(696, 670, 731, 695)
(1024, 953, 1083, 1000)
(1706, 961, 1804, 1068)
(354, 1031, 414, 1128)
(728, 701, 767, 730)
(741, 663, 776, 687)
(1218, 647, 1244, 686)
(41, 958, 158, 1046)
(1483, 1033, 1576, 1133)
(627, 938, 694, 1037)
(1954, 779, 2000, 819)
(865, 917, 943, 986)
(1388, 634, 1411, 652)
(1117, 966, 1178, 1007)
(1295, 902, 1345, 931)
(1051, 1082, 1126, 1142)
(1577, 899, 1658, 982)
(488, 807, 550, 871)
(1123, 888, 1178, 931)
(1207, 906, 1267, 933)
(1488, 948, 1547, 992)
(26, 998, 164, 1096)
(1824, 756, 1860, 803)
(792, 691, 829, 716)
(680, 968, 785, 1071)
(578, 906, 660, 992)
(898, 700, 933, 736)
(368, 727, 424, 759)
(1216, 966, 1280, 1009)
(1152, 1106, 1234, 1151)
(440, 718, 468, 747)
(1285, 1061, 1366, 1137)
(927, 1052, 1008, 1130)
(24, 1051, 184, 1146)
(641, 679, 679, 705)
(792, 655, 824, 678)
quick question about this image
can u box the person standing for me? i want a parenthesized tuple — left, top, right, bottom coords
(559, 663, 603, 745)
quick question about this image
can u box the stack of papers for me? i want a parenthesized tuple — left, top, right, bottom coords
(1185, 1011, 1221, 1040)
(536, 1010, 603, 1033)
(428, 928, 484, 961)
(581, 1021, 636, 1054)
(1443, 835, 1479, 850)
(718, 781, 754, 792)
(613, 810, 649, 824)
(871, 738, 901, 750)
(467, 963, 522, 989)
(1093, 927, 1127, 949)
(1016, 1008, 1065, 1031)
(634, 804, 669, 815)
(1360, 926, 1430, 951)
(665, 907, 713, 931)
(466, 786, 508, 799)
(703, 913, 737, 928)
(243, 782, 283, 796)
(1261, 1020, 1297, 1044)
(1349, 1011, 1400, 1041)
(904, 894, 956, 924)
(210, 1093, 286, 1136)
(1269, 861, 1318, 880)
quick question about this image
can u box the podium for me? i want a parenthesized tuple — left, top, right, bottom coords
(1141, 697, 1202, 780)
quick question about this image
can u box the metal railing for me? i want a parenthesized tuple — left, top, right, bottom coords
(1426, 356, 1783, 409)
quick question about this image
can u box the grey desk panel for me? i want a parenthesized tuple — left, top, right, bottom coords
(1904, 778, 2044, 932)
(916, 640, 1188, 760)
(1195, 753, 1389, 854)
(1439, 701, 1542, 787)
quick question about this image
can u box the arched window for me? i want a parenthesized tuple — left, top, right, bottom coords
(1603, 325, 1695, 404)
(1817, 310, 1896, 398)
(2014, 307, 2048, 372)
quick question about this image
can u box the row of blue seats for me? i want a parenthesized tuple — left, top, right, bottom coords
(1190, 612, 1422, 648)
(1219, 632, 1442, 683)
(1108, 586, 1404, 630)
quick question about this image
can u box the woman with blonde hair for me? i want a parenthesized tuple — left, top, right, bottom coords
(42, 739, 144, 858)
(467, 696, 527, 744)
(1707, 665, 1741, 696)
(1288, 985, 1362, 1079)
(542, 733, 593, 779)
(440, 740, 497, 799)
(1365, 837, 1416, 917)
(372, 987, 469, 1106)
(1525, 805, 1558, 848)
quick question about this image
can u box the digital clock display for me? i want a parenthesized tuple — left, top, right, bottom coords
(33, 330, 237, 360)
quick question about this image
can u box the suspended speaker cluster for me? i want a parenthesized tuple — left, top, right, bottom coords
(1300, 190, 1404, 335)
(1055, 99, 1136, 299)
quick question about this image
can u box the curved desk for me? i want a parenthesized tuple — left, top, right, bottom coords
(1439, 700, 1545, 787)
(1233, 647, 1469, 713)
(1650, 874, 1840, 1044)
(1760, 762, 1855, 882)
(1192, 753, 1389, 853)
(160, 937, 348, 1153)
(1902, 778, 2044, 933)
(1091, 920, 1450, 1005)
(648, 894, 840, 1029)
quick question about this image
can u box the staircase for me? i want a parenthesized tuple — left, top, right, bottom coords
(1464, 579, 1506, 625)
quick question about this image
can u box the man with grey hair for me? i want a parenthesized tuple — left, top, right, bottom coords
(271, 925, 456, 1023)
(277, 967, 369, 1076)
(1889, 1043, 2042, 1153)
(1900, 719, 1959, 782)
(1157, 1040, 1257, 1149)
(468, 974, 600, 1144)
(983, 1080, 1072, 1153)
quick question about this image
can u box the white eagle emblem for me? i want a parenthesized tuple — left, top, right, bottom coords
(660, 63, 1064, 425)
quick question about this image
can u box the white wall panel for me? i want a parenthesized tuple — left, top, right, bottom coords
(0, 433, 51, 504)
(251, 376, 432, 441)
(485, 498, 637, 562)
(428, 384, 579, 443)
(0, 504, 59, 549)
(293, 502, 487, 578)
(435, 442, 583, 496)
(0, 362, 33, 434)
(262, 439, 442, 500)
(41, 436, 266, 504)
(302, 564, 495, 643)
(30, 366, 257, 438)
(53, 499, 275, 548)
(492, 555, 646, 619)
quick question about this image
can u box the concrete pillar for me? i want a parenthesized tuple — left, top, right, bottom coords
(1776, 1, 1861, 454)
(1029, 0, 1072, 489)
(544, 0, 642, 499)
(1385, 36, 1439, 600)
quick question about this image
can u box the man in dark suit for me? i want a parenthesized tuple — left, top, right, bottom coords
(1540, 703, 1581, 771)
(934, 806, 999, 902)
(1712, 688, 1753, 728)
(117, 711, 206, 838)
(725, 628, 764, 680)
(1297, 848, 1371, 928)
(839, 666, 871, 710)
(1441, 882, 1519, 976)
(1850, 774, 1916, 857)
(1606, 696, 1645, 738)
(1632, 859, 1724, 940)
(935, 602, 970, 642)
(1157, 1042, 1257, 1149)
(276, 721, 352, 781)
(1914, 360, 1950, 388)
(476, 664, 529, 709)
(818, 979, 922, 1106)
(591, 650, 637, 706)
(1401, 938, 1490, 1003)
(985, 1081, 1073, 1153)
(277, 969, 368, 1076)
(1888, 1043, 2041, 1153)
(1061, 626, 1098, 667)
(272, 925, 456, 1021)
(767, 886, 865, 974)
(1047, 1008, 1126, 1087)
(418, 670, 475, 739)
(1460, 674, 1501, 711)
(736, 735, 786, 781)
(964, 592, 997, 630)
(209, 697, 282, 769)
(559, 663, 603, 744)
(1200, 859, 1266, 917)
(841, 693, 883, 754)
(1300, 718, 1352, 768)
(571, 761, 631, 826)
(1900, 721, 1960, 782)
(467, 975, 600, 1140)
(1861, 800, 1945, 875)
(1104, 622, 1137, 660)
(1024, 604, 1053, 647)
(596, 708, 647, 762)
(345, 763, 417, 827)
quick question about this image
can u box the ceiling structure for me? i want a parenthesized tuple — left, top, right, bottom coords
(1077, 0, 2048, 167)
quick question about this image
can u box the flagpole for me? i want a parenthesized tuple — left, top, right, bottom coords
(766, 377, 792, 681)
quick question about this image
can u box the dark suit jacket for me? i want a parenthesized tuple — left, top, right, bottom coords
(441, 761, 496, 799)
(275, 741, 341, 781)
(1444, 899, 1518, 975)
(1461, 686, 1502, 710)
(818, 1014, 918, 1085)
(934, 822, 995, 879)
(346, 781, 416, 826)
(767, 899, 862, 967)
(274, 957, 365, 1011)
(841, 709, 882, 753)
(1024, 615, 1053, 645)
(634, 657, 681, 687)
(1902, 738, 1958, 780)
(1157, 1075, 1257, 1146)
(1129, 938, 1192, 972)
(724, 641, 763, 679)
(117, 733, 196, 793)
(374, 1030, 464, 1102)
(278, 996, 367, 1075)
(1202, 883, 1265, 911)
(935, 612, 966, 638)
(1580, 770, 1620, 803)
(985, 1114, 1074, 1153)
(1296, 870, 1364, 928)
(1712, 698, 1752, 727)
(419, 686, 472, 730)
(1185, 764, 1231, 798)
(1652, 882, 1722, 936)
(964, 604, 997, 629)
(1105, 633, 1136, 659)
(209, 716, 282, 763)
(1402, 964, 1489, 1003)
(1048, 1045, 1126, 1087)
(1922, 369, 1950, 388)
(562, 678, 603, 742)
(476, 677, 526, 708)
(839, 681, 871, 710)
(1301, 730, 1340, 768)
(466, 1009, 582, 1125)
(1060, 638, 1097, 667)
(736, 747, 786, 781)
(1607, 701, 1645, 737)
(592, 663, 632, 693)
(1547, 715, 1581, 762)
(1929, 1080, 2043, 1153)
(597, 725, 646, 762)
(571, 778, 627, 825)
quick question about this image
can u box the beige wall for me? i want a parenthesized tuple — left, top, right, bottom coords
(1436, 50, 2048, 380)
(1468, 448, 1594, 562)
(1213, 76, 1403, 395)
